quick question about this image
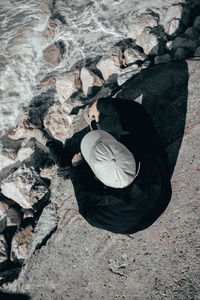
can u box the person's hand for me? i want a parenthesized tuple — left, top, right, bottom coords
(89, 101, 100, 122)
(72, 153, 82, 166)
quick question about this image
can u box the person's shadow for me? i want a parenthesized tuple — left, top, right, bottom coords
(116, 60, 188, 179)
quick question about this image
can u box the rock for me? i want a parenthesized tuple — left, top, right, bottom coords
(160, 5, 189, 36)
(29, 203, 57, 255)
(172, 36, 199, 53)
(42, 43, 63, 67)
(193, 15, 200, 30)
(0, 202, 7, 233)
(184, 27, 200, 39)
(44, 18, 61, 38)
(56, 72, 82, 103)
(7, 207, 21, 227)
(154, 53, 171, 64)
(8, 112, 35, 140)
(117, 64, 139, 86)
(123, 47, 146, 65)
(16, 146, 34, 162)
(96, 56, 122, 81)
(80, 67, 103, 96)
(11, 225, 33, 262)
(194, 46, 200, 56)
(1, 166, 49, 209)
(43, 102, 76, 143)
(40, 165, 56, 180)
(127, 10, 158, 40)
(0, 234, 8, 263)
(136, 28, 164, 56)
(22, 209, 34, 220)
(173, 47, 191, 60)
(165, 41, 173, 51)
(0, 154, 15, 172)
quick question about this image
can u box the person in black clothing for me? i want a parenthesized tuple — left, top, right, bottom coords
(33, 97, 171, 234)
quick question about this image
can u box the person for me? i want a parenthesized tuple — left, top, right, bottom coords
(33, 97, 171, 234)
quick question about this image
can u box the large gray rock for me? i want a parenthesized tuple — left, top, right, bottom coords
(80, 67, 104, 96)
(194, 46, 200, 56)
(154, 53, 171, 64)
(123, 47, 146, 65)
(193, 15, 200, 30)
(96, 56, 122, 81)
(56, 72, 82, 103)
(1, 166, 49, 209)
(135, 28, 164, 56)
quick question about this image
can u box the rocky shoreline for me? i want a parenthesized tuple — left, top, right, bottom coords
(0, 0, 200, 297)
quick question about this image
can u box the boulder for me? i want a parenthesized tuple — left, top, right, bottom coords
(80, 67, 103, 96)
(136, 28, 164, 56)
(173, 47, 191, 60)
(11, 225, 33, 262)
(42, 43, 63, 67)
(154, 53, 171, 64)
(184, 27, 200, 39)
(172, 36, 199, 53)
(1, 166, 49, 209)
(56, 72, 82, 103)
(194, 46, 200, 56)
(29, 203, 57, 255)
(7, 207, 21, 227)
(118, 61, 151, 86)
(8, 112, 35, 141)
(193, 15, 200, 30)
(123, 48, 146, 66)
(0, 234, 8, 263)
(96, 56, 121, 81)
(44, 18, 61, 38)
(127, 11, 158, 40)
(16, 146, 34, 162)
(0, 154, 15, 172)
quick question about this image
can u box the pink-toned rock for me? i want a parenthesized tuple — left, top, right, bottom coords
(136, 28, 164, 56)
(124, 48, 146, 65)
(97, 56, 121, 81)
(0, 234, 8, 263)
(1, 166, 49, 209)
(43, 43, 63, 67)
(40, 166, 56, 180)
(11, 225, 33, 262)
(8, 113, 36, 141)
(44, 18, 61, 38)
(56, 72, 82, 103)
(80, 67, 104, 96)
(7, 207, 21, 227)
(127, 11, 158, 40)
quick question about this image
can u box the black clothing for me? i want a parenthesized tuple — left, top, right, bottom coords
(47, 98, 171, 234)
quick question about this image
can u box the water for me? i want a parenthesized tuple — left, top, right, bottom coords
(0, 0, 168, 136)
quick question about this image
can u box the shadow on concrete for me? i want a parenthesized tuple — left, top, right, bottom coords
(116, 60, 189, 178)
(0, 291, 30, 299)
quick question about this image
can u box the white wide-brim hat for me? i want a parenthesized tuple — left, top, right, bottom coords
(81, 130, 137, 188)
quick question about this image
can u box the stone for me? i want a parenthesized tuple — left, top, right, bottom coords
(117, 64, 139, 86)
(127, 11, 158, 40)
(42, 43, 62, 67)
(172, 36, 199, 53)
(11, 225, 33, 262)
(0, 202, 7, 233)
(0, 154, 15, 172)
(56, 72, 82, 103)
(136, 28, 164, 56)
(96, 56, 121, 81)
(43, 102, 77, 143)
(22, 209, 34, 220)
(194, 46, 200, 57)
(193, 15, 200, 30)
(165, 19, 181, 36)
(184, 27, 200, 39)
(173, 47, 191, 60)
(166, 41, 173, 51)
(8, 112, 35, 140)
(16, 146, 34, 162)
(40, 166, 56, 180)
(29, 203, 57, 255)
(80, 67, 103, 96)
(1, 166, 49, 209)
(7, 207, 21, 227)
(123, 48, 146, 66)
(0, 234, 8, 263)
(44, 18, 61, 38)
(154, 53, 171, 64)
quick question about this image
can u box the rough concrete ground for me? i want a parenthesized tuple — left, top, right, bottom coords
(1, 60, 199, 300)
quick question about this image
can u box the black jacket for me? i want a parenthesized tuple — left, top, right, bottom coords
(70, 98, 171, 234)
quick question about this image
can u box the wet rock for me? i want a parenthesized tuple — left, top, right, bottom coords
(96, 56, 122, 81)
(80, 67, 103, 96)
(154, 53, 171, 64)
(123, 47, 146, 65)
(43, 102, 76, 143)
(0, 234, 8, 263)
(194, 46, 200, 56)
(42, 43, 63, 67)
(0, 202, 7, 233)
(11, 225, 33, 262)
(1, 166, 49, 209)
(29, 203, 57, 256)
(193, 15, 200, 30)
(127, 10, 158, 40)
(160, 5, 189, 37)
(136, 28, 164, 56)
(173, 47, 191, 60)
(44, 18, 61, 38)
(56, 72, 82, 103)
(7, 207, 21, 227)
